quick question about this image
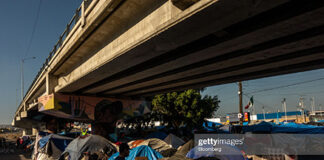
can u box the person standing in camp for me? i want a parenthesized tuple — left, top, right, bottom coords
(115, 143, 130, 160)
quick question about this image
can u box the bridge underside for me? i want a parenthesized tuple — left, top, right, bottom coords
(55, 0, 324, 98)
(13, 0, 324, 130)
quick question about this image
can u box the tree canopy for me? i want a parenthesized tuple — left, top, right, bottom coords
(151, 89, 220, 130)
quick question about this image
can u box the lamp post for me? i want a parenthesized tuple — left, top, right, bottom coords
(21, 57, 36, 101)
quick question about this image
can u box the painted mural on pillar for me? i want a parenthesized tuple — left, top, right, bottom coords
(38, 94, 151, 121)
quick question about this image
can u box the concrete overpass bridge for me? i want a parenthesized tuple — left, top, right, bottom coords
(13, 0, 324, 133)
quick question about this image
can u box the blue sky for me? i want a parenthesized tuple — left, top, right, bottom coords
(0, 0, 324, 124)
(202, 69, 324, 116)
(0, 0, 82, 124)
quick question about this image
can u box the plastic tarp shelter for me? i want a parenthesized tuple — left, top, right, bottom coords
(203, 121, 222, 131)
(163, 134, 185, 149)
(60, 135, 117, 160)
(272, 122, 324, 133)
(243, 121, 274, 133)
(37, 134, 73, 159)
(243, 121, 324, 133)
(109, 145, 163, 160)
(137, 138, 172, 152)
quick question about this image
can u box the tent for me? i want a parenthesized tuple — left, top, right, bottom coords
(163, 134, 185, 149)
(243, 121, 274, 133)
(137, 138, 172, 152)
(166, 140, 194, 160)
(36, 134, 73, 160)
(109, 145, 163, 160)
(60, 135, 117, 160)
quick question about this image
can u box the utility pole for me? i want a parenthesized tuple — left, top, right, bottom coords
(20, 57, 36, 101)
(320, 104, 323, 118)
(299, 97, 305, 123)
(282, 98, 287, 122)
(276, 109, 280, 124)
(238, 82, 243, 125)
(310, 97, 315, 115)
(262, 106, 266, 120)
(16, 89, 18, 107)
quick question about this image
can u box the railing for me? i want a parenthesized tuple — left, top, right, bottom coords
(20, 0, 94, 108)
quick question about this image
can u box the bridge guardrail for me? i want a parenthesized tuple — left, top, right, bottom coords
(18, 0, 94, 114)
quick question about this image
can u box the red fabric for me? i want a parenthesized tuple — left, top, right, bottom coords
(244, 103, 250, 109)
(115, 141, 122, 146)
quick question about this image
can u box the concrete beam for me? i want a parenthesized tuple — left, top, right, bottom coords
(85, 6, 324, 94)
(56, 0, 288, 93)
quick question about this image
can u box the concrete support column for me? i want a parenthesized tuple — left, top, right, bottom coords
(46, 73, 58, 95)
(23, 103, 27, 111)
(32, 125, 39, 136)
(22, 129, 27, 136)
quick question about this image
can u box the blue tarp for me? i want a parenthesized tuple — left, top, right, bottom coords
(243, 121, 274, 133)
(272, 122, 324, 133)
(109, 145, 163, 160)
(203, 121, 222, 131)
(38, 134, 73, 151)
(243, 121, 324, 134)
(316, 120, 324, 123)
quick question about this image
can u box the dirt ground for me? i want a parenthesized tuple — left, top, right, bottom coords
(0, 132, 32, 160)
(0, 152, 32, 160)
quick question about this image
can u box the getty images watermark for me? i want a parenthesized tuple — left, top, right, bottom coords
(197, 137, 244, 152)
(195, 134, 324, 155)
(195, 135, 245, 155)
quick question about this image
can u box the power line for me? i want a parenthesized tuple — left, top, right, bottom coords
(246, 77, 324, 95)
(24, 0, 42, 58)
(243, 93, 276, 112)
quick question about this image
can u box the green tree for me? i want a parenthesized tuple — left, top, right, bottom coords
(152, 89, 220, 130)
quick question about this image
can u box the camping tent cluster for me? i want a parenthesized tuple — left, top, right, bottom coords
(31, 121, 324, 160)
(33, 131, 243, 160)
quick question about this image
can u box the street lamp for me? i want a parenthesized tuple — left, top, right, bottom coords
(21, 57, 36, 101)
